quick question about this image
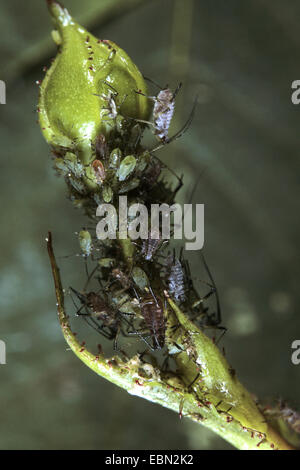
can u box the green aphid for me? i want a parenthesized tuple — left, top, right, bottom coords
(78, 230, 93, 257)
(98, 258, 115, 268)
(64, 152, 84, 178)
(132, 267, 149, 291)
(109, 148, 122, 169)
(68, 176, 87, 194)
(93, 192, 103, 206)
(102, 185, 113, 203)
(115, 115, 127, 135)
(118, 155, 136, 181)
(54, 152, 84, 180)
(54, 158, 69, 176)
(136, 151, 151, 173)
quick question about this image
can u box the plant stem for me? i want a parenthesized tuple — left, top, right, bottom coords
(46, 232, 294, 450)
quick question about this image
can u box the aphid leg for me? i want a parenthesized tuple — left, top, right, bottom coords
(148, 284, 160, 308)
(200, 250, 222, 326)
(150, 153, 183, 189)
(129, 116, 155, 128)
(83, 256, 90, 281)
(70, 287, 117, 340)
(69, 287, 86, 316)
(124, 324, 156, 352)
(83, 264, 99, 291)
(81, 315, 112, 338)
(213, 326, 227, 345)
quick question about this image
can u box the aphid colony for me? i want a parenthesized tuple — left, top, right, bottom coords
(55, 79, 223, 353)
(69, 223, 223, 352)
(50, 80, 193, 216)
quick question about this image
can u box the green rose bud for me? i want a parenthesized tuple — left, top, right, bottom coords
(39, 0, 150, 164)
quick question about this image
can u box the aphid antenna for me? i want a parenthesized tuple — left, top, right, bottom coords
(142, 75, 165, 90)
(95, 80, 119, 96)
(137, 80, 182, 100)
(200, 250, 222, 326)
(171, 82, 183, 101)
(183, 179, 200, 219)
(150, 94, 198, 153)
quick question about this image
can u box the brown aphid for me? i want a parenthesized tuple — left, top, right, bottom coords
(92, 159, 106, 184)
(70, 287, 120, 347)
(112, 268, 131, 290)
(95, 134, 108, 160)
(142, 160, 162, 188)
(140, 290, 165, 349)
(84, 291, 117, 327)
(71, 288, 117, 327)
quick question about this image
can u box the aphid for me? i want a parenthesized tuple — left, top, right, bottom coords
(54, 153, 84, 179)
(191, 252, 223, 328)
(111, 268, 132, 290)
(92, 159, 106, 184)
(264, 400, 300, 434)
(70, 287, 120, 349)
(166, 250, 186, 303)
(78, 229, 93, 257)
(165, 250, 226, 338)
(95, 134, 108, 160)
(280, 405, 300, 434)
(70, 279, 152, 350)
(131, 267, 149, 291)
(102, 89, 118, 120)
(135, 83, 181, 142)
(135, 81, 197, 152)
(140, 228, 168, 261)
(152, 86, 181, 142)
(97, 81, 126, 123)
(151, 95, 197, 153)
(110, 267, 149, 293)
(137, 287, 166, 350)
(141, 159, 162, 189)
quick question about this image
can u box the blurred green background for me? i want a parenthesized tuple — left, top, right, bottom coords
(0, 0, 300, 450)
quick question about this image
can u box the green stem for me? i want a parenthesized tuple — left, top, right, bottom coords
(46, 232, 294, 451)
